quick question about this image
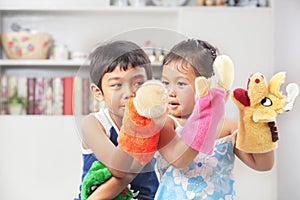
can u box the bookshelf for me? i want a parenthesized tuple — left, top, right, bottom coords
(0, 5, 273, 116)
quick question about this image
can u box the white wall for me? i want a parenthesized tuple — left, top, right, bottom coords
(0, 116, 82, 200)
(274, 0, 300, 199)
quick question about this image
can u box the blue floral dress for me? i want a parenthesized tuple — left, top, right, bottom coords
(155, 117, 238, 200)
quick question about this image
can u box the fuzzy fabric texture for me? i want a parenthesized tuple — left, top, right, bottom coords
(81, 161, 133, 200)
(232, 72, 287, 153)
(181, 88, 225, 154)
(118, 97, 160, 164)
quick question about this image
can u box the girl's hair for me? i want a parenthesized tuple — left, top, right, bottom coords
(89, 40, 152, 90)
(162, 39, 218, 78)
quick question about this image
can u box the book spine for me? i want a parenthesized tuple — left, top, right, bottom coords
(27, 77, 36, 115)
(52, 77, 63, 115)
(34, 77, 45, 115)
(63, 76, 74, 115)
(73, 77, 83, 115)
(82, 77, 90, 115)
(44, 77, 53, 115)
(17, 77, 28, 115)
(0, 75, 9, 114)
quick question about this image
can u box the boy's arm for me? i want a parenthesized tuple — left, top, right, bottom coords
(81, 114, 132, 177)
(87, 173, 137, 200)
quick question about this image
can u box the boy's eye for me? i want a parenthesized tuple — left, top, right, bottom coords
(110, 83, 122, 88)
(162, 80, 169, 86)
(133, 81, 144, 87)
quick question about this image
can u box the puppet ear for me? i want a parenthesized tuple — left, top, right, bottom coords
(268, 71, 286, 99)
(213, 55, 235, 91)
(195, 77, 209, 98)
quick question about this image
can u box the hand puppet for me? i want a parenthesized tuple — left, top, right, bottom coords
(232, 72, 299, 153)
(181, 55, 234, 155)
(81, 161, 133, 200)
(118, 80, 168, 164)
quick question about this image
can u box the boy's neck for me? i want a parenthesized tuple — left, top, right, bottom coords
(108, 111, 122, 130)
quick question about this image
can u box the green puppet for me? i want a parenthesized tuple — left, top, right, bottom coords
(81, 161, 133, 200)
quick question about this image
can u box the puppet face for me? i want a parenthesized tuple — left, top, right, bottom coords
(233, 72, 287, 123)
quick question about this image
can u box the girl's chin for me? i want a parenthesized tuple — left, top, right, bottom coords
(168, 110, 181, 118)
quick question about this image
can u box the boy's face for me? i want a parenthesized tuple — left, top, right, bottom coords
(161, 62, 196, 118)
(100, 63, 147, 124)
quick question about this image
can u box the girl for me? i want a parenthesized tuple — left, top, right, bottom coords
(155, 39, 274, 199)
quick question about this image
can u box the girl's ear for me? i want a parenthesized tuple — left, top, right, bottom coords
(90, 83, 104, 101)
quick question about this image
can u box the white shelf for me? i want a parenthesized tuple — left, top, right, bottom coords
(0, 6, 178, 12)
(0, 59, 161, 67)
(0, 6, 271, 13)
(0, 59, 87, 66)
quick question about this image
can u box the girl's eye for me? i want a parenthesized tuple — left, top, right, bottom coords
(177, 81, 187, 87)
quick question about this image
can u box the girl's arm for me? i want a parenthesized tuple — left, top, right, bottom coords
(224, 118, 275, 171)
(157, 117, 198, 168)
(234, 148, 274, 171)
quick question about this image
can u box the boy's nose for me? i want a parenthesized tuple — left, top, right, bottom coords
(123, 85, 135, 99)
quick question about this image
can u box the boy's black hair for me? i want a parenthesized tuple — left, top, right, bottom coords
(162, 39, 218, 78)
(89, 40, 152, 90)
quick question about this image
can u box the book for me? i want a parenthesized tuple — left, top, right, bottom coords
(0, 74, 9, 114)
(26, 77, 36, 115)
(82, 77, 90, 115)
(73, 76, 83, 115)
(63, 76, 74, 115)
(17, 77, 28, 115)
(52, 77, 63, 115)
(34, 77, 45, 115)
(43, 77, 53, 115)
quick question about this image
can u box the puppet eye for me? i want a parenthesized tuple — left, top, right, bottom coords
(261, 97, 272, 107)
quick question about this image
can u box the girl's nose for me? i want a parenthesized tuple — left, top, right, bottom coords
(168, 87, 176, 97)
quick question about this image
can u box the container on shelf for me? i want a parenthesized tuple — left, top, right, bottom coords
(1, 32, 53, 59)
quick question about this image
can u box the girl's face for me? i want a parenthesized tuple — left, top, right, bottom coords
(100, 63, 147, 127)
(161, 61, 197, 118)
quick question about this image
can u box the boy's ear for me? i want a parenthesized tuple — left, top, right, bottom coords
(90, 83, 104, 101)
